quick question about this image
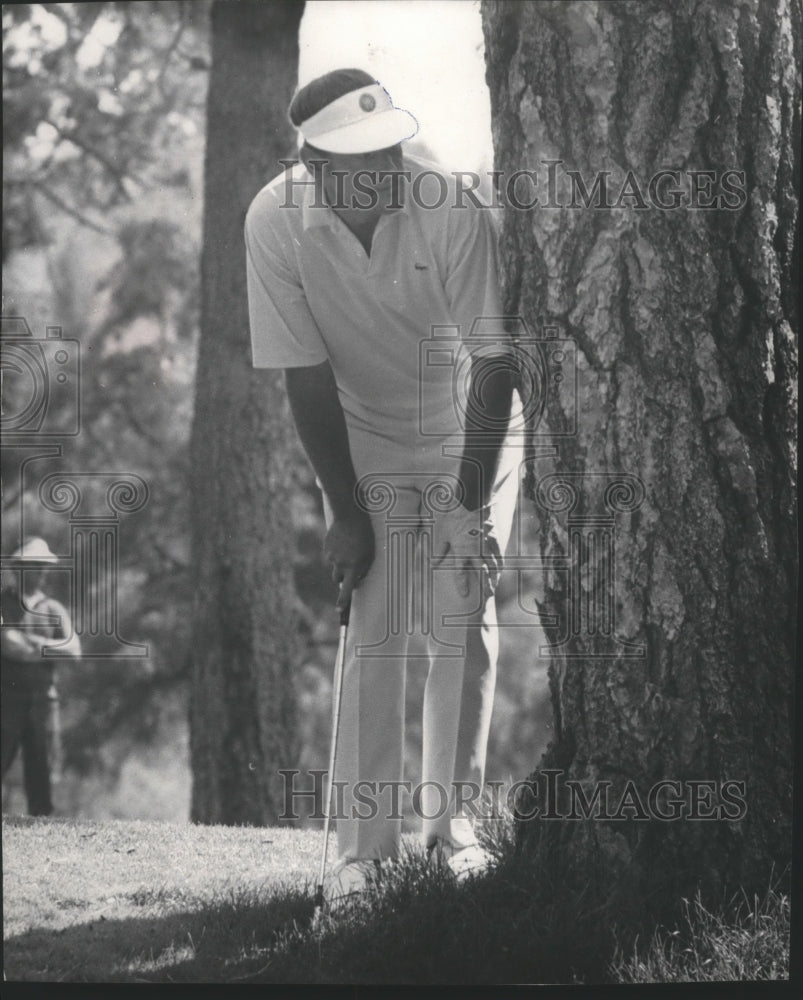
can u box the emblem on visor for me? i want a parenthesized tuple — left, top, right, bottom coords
(359, 93, 376, 112)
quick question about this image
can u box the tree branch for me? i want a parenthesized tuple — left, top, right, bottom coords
(111, 398, 166, 450)
(156, 12, 189, 99)
(42, 118, 140, 199)
(31, 181, 115, 236)
(148, 538, 189, 577)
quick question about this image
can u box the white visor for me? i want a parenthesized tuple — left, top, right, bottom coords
(299, 83, 419, 154)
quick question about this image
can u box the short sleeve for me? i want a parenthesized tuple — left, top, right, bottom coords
(445, 201, 512, 359)
(245, 189, 329, 369)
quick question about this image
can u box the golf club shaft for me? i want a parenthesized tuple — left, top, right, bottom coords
(315, 603, 350, 903)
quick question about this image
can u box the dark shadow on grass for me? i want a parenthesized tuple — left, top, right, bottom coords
(11, 819, 781, 986)
(3, 886, 318, 983)
(4, 847, 618, 985)
(159, 849, 620, 985)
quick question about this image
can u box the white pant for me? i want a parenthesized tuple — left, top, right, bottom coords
(321, 438, 523, 862)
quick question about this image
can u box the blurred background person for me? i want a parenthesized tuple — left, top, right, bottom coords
(1, 537, 81, 816)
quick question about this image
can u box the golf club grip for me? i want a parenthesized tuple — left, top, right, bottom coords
(339, 602, 351, 627)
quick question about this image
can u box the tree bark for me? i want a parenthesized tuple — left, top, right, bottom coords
(189, 0, 305, 825)
(483, 0, 798, 901)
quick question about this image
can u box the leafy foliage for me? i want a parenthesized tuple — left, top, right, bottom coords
(3, 1, 210, 256)
(2, 2, 209, 807)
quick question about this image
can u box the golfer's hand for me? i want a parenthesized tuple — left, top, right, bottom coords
(432, 503, 502, 600)
(1, 628, 45, 661)
(324, 511, 375, 611)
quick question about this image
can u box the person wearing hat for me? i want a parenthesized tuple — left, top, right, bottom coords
(1, 537, 81, 816)
(246, 69, 522, 897)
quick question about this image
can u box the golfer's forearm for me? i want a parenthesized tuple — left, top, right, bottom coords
(285, 362, 361, 519)
(459, 357, 514, 510)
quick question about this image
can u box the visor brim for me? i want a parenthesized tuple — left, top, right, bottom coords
(305, 108, 418, 154)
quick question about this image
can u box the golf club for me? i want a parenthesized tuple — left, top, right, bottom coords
(313, 599, 350, 917)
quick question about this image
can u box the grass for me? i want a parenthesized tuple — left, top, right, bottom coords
(2, 814, 318, 982)
(611, 886, 790, 982)
(2, 812, 791, 984)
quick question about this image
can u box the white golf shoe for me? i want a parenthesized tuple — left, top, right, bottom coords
(325, 859, 380, 907)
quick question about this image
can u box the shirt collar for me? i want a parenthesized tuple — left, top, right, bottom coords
(300, 161, 411, 232)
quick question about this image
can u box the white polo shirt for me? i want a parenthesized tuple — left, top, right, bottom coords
(245, 154, 511, 473)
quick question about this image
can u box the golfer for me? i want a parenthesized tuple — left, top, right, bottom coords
(246, 69, 522, 898)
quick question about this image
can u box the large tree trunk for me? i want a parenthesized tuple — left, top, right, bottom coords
(483, 0, 797, 902)
(189, 0, 305, 825)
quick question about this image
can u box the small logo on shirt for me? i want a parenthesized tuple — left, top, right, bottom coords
(414, 263, 428, 270)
